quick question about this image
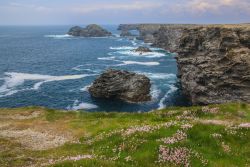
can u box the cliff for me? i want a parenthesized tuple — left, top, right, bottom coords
(118, 24, 250, 105)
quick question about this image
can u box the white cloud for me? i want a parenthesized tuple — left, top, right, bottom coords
(171, 0, 250, 15)
(8, 2, 52, 12)
(69, 1, 162, 14)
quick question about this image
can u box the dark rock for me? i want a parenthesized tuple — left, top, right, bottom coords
(68, 24, 112, 37)
(120, 30, 134, 37)
(117, 24, 139, 31)
(89, 69, 151, 103)
(134, 46, 152, 53)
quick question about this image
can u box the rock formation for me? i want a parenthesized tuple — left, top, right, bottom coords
(175, 26, 250, 105)
(134, 46, 152, 53)
(118, 24, 250, 105)
(68, 24, 112, 37)
(120, 30, 134, 37)
(89, 69, 151, 103)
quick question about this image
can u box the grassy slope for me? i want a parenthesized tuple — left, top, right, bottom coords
(0, 103, 250, 167)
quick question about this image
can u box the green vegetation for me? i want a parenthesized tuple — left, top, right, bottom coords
(0, 103, 249, 167)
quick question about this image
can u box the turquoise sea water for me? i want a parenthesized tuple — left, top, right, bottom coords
(0, 25, 189, 112)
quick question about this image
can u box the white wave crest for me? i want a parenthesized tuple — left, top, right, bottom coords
(125, 61, 159, 66)
(80, 84, 91, 92)
(150, 85, 161, 100)
(119, 61, 160, 66)
(137, 72, 176, 80)
(110, 46, 136, 50)
(158, 85, 178, 109)
(113, 34, 120, 38)
(0, 72, 93, 97)
(116, 38, 123, 42)
(44, 34, 72, 39)
(131, 39, 137, 46)
(69, 100, 98, 110)
(71, 65, 101, 73)
(116, 50, 166, 58)
(98, 56, 116, 60)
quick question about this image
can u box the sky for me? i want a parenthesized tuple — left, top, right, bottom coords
(0, 0, 249, 25)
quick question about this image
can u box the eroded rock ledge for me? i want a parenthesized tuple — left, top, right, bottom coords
(118, 24, 250, 105)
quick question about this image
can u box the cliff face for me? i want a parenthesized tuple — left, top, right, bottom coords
(119, 24, 250, 105)
(175, 26, 250, 104)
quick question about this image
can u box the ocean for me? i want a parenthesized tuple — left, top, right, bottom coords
(0, 25, 189, 112)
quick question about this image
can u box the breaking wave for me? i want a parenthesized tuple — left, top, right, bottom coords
(158, 84, 178, 109)
(80, 84, 91, 92)
(68, 100, 98, 110)
(110, 46, 136, 50)
(44, 34, 72, 39)
(115, 61, 160, 66)
(114, 50, 166, 58)
(98, 56, 116, 60)
(0, 72, 93, 97)
(137, 72, 176, 80)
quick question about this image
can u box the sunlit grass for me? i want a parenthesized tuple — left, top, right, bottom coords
(0, 103, 249, 167)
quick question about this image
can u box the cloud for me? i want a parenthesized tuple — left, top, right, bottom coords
(8, 2, 52, 12)
(69, 1, 162, 14)
(171, 0, 250, 15)
(0, 0, 249, 25)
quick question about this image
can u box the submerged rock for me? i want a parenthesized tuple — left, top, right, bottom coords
(89, 69, 151, 103)
(68, 24, 112, 37)
(134, 46, 152, 53)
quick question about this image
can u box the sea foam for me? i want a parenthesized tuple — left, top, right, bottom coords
(115, 61, 160, 66)
(44, 34, 72, 39)
(110, 46, 136, 50)
(150, 85, 161, 100)
(115, 50, 166, 58)
(80, 84, 91, 92)
(98, 56, 116, 60)
(137, 72, 176, 80)
(158, 84, 178, 109)
(70, 100, 98, 110)
(0, 72, 93, 97)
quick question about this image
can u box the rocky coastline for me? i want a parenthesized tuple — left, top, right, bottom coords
(118, 24, 250, 105)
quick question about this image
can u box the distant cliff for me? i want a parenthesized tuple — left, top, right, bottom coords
(118, 24, 250, 105)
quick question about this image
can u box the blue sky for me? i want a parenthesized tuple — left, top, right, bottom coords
(0, 0, 249, 25)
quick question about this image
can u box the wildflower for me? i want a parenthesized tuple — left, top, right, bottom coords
(222, 142, 231, 153)
(158, 145, 191, 167)
(125, 156, 132, 162)
(211, 133, 222, 139)
(160, 130, 187, 144)
(202, 107, 219, 114)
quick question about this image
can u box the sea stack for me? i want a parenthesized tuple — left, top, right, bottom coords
(68, 24, 112, 37)
(89, 69, 151, 103)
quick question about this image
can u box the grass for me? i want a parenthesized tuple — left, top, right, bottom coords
(0, 103, 249, 167)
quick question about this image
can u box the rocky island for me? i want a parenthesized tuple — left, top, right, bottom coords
(118, 24, 250, 105)
(68, 24, 112, 37)
(89, 69, 151, 103)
